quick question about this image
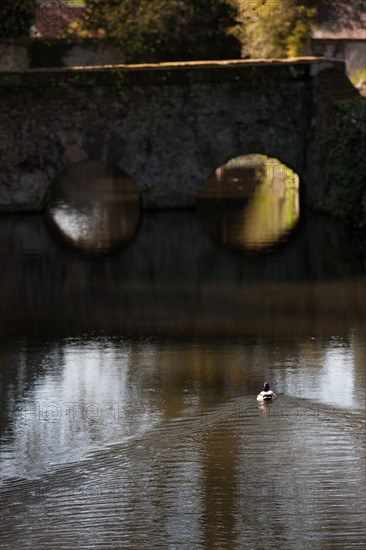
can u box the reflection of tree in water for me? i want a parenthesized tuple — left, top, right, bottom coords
(199, 155, 265, 200)
(201, 422, 238, 548)
(47, 161, 141, 253)
(139, 342, 263, 422)
(198, 155, 300, 250)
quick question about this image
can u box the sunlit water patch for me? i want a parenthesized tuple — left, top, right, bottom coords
(0, 335, 364, 485)
(0, 339, 163, 480)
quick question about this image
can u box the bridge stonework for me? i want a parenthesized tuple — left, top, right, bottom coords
(0, 58, 358, 210)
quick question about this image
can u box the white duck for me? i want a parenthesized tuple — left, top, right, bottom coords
(257, 382, 277, 402)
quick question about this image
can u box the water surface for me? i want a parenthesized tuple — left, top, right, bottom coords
(0, 185, 365, 548)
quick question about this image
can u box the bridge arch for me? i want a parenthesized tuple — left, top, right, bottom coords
(197, 153, 300, 250)
(46, 160, 141, 253)
(103, 122, 308, 210)
(0, 59, 358, 212)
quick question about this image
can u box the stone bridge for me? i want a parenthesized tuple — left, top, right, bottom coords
(0, 57, 358, 210)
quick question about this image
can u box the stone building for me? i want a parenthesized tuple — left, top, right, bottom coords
(311, 0, 366, 79)
(30, 0, 85, 39)
(0, 0, 124, 70)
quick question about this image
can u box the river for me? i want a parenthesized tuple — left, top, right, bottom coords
(0, 159, 365, 549)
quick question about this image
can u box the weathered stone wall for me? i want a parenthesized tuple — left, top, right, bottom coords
(0, 40, 31, 71)
(0, 39, 126, 70)
(310, 39, 366, 77)
(0, 58, 358, 210)
(344, 42, 366, 76)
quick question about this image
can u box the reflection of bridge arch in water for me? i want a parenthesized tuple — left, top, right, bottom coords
(47, 155, 301, 254)
(197, 154, 300, 251)
(47, 160, 141, 254)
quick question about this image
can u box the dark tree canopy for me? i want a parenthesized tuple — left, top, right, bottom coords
(82, 0, 241, 61)
(0, 0, 37, 38)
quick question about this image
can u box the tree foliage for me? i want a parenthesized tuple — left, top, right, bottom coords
(0, 0, 37, 38)
(327, 97, 366, 230)
(70, 0, 240, 61)
(235, 0, 329, 58)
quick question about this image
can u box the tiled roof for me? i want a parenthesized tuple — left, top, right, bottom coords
(32, 3, 85, 38)
(312, 0, 366, 40)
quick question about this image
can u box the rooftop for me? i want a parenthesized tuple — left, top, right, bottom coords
(313, 0, 366, 40)
(32, 1, 85, 38)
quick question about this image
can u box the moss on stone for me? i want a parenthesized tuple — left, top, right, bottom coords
(325, 96, 366, 230)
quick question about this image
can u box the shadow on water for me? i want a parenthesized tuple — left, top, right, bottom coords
(0, 195, 365, 346)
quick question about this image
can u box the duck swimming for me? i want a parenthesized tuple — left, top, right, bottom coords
(257, 382, 277, 402)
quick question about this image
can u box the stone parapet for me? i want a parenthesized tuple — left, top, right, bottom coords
(0, 58, 357, 211)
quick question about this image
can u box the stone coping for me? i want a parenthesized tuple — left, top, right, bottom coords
(0, 56, 338, 73)
(0, 57, 346, 88)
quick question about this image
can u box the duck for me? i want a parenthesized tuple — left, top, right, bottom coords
(257, 382, 277, 402)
